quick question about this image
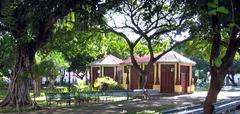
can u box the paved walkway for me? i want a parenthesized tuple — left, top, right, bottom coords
(2, 91, 240, 114)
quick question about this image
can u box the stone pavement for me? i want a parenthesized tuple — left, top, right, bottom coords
(2, 91, 240, 114)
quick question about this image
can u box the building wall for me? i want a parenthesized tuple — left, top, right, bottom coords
(91, 66, 100, 85)
(153, 63, 194, 93)
(92, 62, 195, 94)
(90, 65, 119, 86)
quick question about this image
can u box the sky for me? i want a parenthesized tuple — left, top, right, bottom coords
(105, 11, 189, 42)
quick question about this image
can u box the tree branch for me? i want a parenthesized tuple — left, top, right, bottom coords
(153, 37, 193, 62)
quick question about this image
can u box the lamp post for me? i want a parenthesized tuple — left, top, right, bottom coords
(68, 71, 71, 106)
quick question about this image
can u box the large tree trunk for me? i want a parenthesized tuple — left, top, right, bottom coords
(0, 45, 35, 107)
(34, 77, 42, 97)
(143, 74, 148, 89)
(48, 76, 55, 89)
(142, 64, 153, 89)
(0, 78, 32, 107)
(204, 70, 224, 113)
(139, 75, 146, 89)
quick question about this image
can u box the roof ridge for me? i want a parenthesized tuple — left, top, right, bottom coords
(111, 55, 121, 64)
(172, 51, 182, 62)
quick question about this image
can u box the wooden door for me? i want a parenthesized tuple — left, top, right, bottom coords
(103, 67, 114, 79)
(92, 67, 100, 84)
(181, 73, 187, 93)
(180, 66, 189, 93)
(161, 64, 174, 93)
(131, 66, 138, 89)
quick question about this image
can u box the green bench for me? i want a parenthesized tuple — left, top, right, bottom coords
(45, 92, 72, 106)
(75, 91, 102, 104)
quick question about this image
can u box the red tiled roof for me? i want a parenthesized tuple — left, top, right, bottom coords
(89, 54, 123, 66)
(121, 55, 150, 64)
(121, 51, 196, 65)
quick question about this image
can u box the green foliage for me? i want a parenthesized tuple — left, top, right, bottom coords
(133, 39, 170, 56)
(46, 86, 69, 93)
(190, 55, 210, 79)
(93, 76, 120, 91)
(0, 77, 8, 89)
(68, 53, 94, 73)
(63, 12, 76, 31)
(216, 6, 229, 14)
(214, 57, 222, 68)
(207, 0, 229, 15)
(34, 51, 68, 79)
(0, 33, 15, 77)
(73, 81, 96, 92)
(102, 33, 130, 59)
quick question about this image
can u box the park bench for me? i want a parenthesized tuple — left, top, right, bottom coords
(161, 98, 240, 114)
(45, 92, 61, 105)
(45, 92, 73, 106)
(75, 91, 102, 104)
(59, 93, 72, 106)
(161, 104, 203, 114)
(213, 98, 240, 114)
(125, 90, 134, 100)
(131, 89, 161, 99)
(103, 90, 128, 102)
(144, 89, 162, 99)
(132, 89, 146, 99)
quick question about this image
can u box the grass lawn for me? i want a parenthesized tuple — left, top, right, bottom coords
(0, 89, 49, 113)
(0, 100, 72, 113)
(0, 106, 36, 113)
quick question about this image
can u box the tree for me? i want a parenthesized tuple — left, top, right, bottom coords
(183, 0, 240, 113)
(0, 0, 121, 107)
(187, 54, 210, 85)
(0, 33, 15, 78)
(175, 41, 211, 85)
(44, 27, 105, 81)
(33, 51, 68, 96)
(107, 0, 193, 88)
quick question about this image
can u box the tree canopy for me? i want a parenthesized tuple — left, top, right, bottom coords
(106, 0, 195, 88)
(0, 0, 123, 107)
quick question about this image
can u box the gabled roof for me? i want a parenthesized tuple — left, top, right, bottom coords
(89, 55, 123, 66)
(122, 51, 196, 65)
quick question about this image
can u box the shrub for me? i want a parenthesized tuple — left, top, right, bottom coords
(46, 86, 69, 93)
(73, 81, 96, 92)
(93, 76, 122, 91)
(0, 77, 8, 89)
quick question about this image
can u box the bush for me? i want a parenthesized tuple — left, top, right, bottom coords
(0, 77, 8, 89)
(73, 81, 96, 92)
(93, 76, 122, 91)
(46, 86, 69, 93)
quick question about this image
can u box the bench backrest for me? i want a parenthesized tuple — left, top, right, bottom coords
(60, 93, 71, 99)
(45, 92, 60, 99)
(145, 89, 160, 95)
